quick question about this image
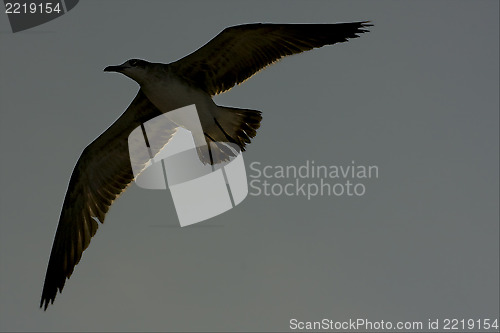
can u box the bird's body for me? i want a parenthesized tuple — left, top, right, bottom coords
(139, 66, 225, 152)
(107, 60, 261, 162)
(40, 22, 371, 310)
(134, 64, 206, 110)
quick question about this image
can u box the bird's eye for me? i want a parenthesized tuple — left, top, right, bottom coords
(129, 59, 139, 67)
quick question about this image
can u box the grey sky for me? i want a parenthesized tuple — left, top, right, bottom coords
(0, 1, 498, 332)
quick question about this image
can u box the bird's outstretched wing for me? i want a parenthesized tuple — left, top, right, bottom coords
(169, 22, 371, 95)
(40, 90, 175, 310)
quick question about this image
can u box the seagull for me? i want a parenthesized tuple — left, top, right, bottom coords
(40, 22, 371, 310)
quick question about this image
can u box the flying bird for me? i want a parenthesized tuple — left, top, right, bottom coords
(40, 22, 372, 310)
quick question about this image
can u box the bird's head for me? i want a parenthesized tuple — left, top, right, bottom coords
(104, 59, 151, 84)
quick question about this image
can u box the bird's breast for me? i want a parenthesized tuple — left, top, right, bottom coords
(140, 73, 217, 147)
(141, 74, 213, 114)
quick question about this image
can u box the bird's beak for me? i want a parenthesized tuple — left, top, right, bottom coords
(104, 63, 129, 72)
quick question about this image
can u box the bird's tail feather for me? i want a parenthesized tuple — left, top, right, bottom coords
(198, 106, 262, 164)
(213, 106, 262, 151)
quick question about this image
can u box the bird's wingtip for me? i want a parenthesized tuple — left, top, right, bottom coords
(40, 292, 54, 311)
(356, 21, 373, 34)
(40, 298, 47, 311)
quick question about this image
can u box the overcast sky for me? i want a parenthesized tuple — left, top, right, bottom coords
(0, 1, 498, 332)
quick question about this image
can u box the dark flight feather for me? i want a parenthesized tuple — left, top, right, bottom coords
(170, 22, 371, 95)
